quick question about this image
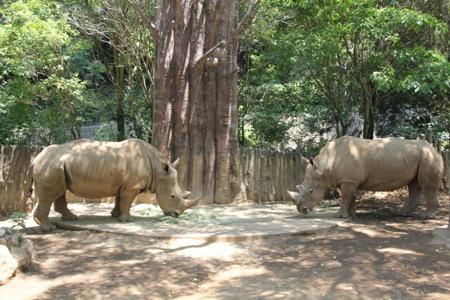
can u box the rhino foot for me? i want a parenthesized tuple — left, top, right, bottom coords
(425, 213, 437, 220)
(111, 208, 121, 218)
(336, 210, 350, 218)
(61, 213, 78, 221)
(39, 223, 57, 232)
(118, 214, 132, 223)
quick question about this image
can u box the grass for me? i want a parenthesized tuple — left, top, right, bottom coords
(137, 206, 221, 225)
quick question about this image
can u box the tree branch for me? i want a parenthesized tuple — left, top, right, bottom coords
(124, 0, 157, 39)
(236, 0, 262, 35)
(194, 40, 227, 68)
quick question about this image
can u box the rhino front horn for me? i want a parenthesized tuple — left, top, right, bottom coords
(287, 190, 299, 203)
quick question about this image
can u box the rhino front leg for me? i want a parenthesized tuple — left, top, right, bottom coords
(349, 196, 357, 217)
(34, 199, 57, 232)
(54, 194, 78, 221)
(337, 183, 357, 218)
(118, 189, 139, 223)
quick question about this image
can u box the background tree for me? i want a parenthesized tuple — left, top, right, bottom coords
(69, 0, 155, 141)
(0, 0, 105, 144)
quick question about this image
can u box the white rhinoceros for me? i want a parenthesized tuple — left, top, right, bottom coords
(288, 136, 444, 218)
(31, 138, 197, 231)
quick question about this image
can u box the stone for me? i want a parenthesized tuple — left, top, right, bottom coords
(9, 240, 33, 270)
(0, 228, 5, 237)
(0, 245, 18, 285)
(7, 232, 21, 248)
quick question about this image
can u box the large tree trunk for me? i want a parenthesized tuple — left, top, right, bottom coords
(362, 83, 376, 139)
(153, 0, 250, 203)
(362, 94, 374, 139)
(113, 48, 126, 141)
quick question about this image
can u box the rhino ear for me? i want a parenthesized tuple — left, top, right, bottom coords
(312, 161, 325, 178)
(171, 158, 180, 168)
(287, 190, 300, 203)
(162, 162, 170, 174)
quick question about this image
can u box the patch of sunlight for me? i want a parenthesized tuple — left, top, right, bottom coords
(335, 283, 354, 291)
(215, 265, 268, 280)
(342, 224, 406, 238)
(377, 247, 424, 256)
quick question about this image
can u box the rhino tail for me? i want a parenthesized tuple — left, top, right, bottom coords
(27, 161, 34, 198)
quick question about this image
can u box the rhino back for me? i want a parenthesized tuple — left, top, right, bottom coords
(330, 136, 434, 191)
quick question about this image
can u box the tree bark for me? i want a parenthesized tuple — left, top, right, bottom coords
(153, 0, 251, 203)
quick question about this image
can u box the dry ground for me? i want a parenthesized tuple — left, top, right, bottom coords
(0, 191, 449, 300)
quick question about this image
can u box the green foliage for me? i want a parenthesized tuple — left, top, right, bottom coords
(0, 0, 448, 149)
(0, 0, 107, 144)
(239, 0, 450, 149)
(138, 206, 221, 225)
(8, 212, 27, 230)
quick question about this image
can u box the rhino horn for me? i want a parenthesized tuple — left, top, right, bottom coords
(287, 190, 299, 203)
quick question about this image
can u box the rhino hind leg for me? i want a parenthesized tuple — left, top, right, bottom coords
(423, 189, 440, 219)
(54, 194, 78, 221)
(33, 199, 57, 232)
(118, 189, 139, 223)
(401, 180, 421, 216)
(111, 195, 121, 218)
(337, 183, 357, 218)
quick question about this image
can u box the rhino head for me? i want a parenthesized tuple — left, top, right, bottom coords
(155, 158, 198, 217)
(287, 158, 327, 214)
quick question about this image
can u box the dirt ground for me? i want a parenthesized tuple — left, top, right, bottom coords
(1, 191, 449, 300)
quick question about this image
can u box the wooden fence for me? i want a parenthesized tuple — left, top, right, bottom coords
(240, 149, 308, 202)
(0, 145, 448, 217)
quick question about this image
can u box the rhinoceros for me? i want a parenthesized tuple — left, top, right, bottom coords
(31, 138, 197, 231)
(288, 136, 444, 219)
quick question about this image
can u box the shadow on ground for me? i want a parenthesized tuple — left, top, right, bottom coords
(0, 191, 448, 299)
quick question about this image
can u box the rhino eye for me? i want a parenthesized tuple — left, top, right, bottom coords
(309, 189, 313, 194)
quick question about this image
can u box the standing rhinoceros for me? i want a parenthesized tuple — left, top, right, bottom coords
(31, 138, 197, 231)
(288, 136, 444, 219)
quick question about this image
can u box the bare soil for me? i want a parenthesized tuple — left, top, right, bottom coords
(0, 191, 449, 300)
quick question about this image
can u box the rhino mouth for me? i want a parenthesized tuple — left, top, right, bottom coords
(296, 204, 310, 214)
(165, 211, 180, 218)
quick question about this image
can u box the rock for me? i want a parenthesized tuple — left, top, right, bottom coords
(9, 240, 33, 270)
(0, 228, 5, 237)
(7, 232, 21, 248)
(0, 245, 18, 285)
